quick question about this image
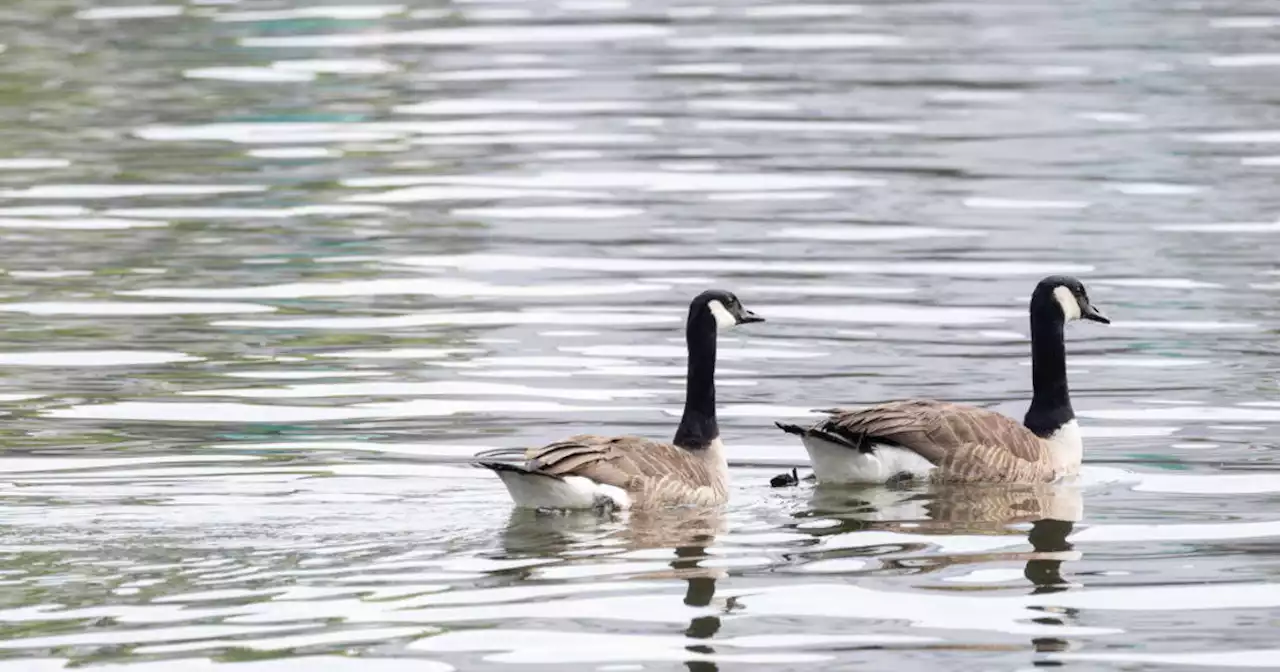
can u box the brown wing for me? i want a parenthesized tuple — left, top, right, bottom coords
(819, 400, 1055, 483)
(523, 434, 727, 507)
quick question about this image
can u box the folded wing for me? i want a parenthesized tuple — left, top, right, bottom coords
(481, 434, 726, 506)
(815, 399, 1055, 483)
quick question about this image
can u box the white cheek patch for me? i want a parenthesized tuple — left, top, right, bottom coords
(1053, 286, 1081, 322)
(708, 299, 737, 330)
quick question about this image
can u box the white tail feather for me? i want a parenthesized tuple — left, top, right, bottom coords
(494, 471, 631, 510)
(802, 436, 935, 484)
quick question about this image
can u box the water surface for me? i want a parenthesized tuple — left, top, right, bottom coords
(2, 0, 1280, 669)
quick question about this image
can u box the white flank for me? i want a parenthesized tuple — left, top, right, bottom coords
(1046, 419, 1084, 475)
(802, 436, 935, 484)
(705, 436, 730, 488)
(494, 471, 632, 510)
(707, 299, 737, 330)
(1053, 285, 1081, 321)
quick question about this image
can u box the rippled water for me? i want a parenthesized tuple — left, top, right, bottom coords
(1, 0, 1280, 669)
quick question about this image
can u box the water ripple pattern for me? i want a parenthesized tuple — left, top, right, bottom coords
(0, 0, 1278, 669)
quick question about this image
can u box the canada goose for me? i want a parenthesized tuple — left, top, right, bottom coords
(475, 290, 764, 510)
(776, 275, 1108, 484)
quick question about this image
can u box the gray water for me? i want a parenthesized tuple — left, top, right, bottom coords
(1, 0, 1279, 669)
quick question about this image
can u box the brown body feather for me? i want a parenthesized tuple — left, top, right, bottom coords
(795, 399, 1068, 483)
(503, 434, 729, 508)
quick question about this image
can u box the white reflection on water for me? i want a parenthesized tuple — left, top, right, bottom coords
(44, 399, 658, 422)
(0, 184, 265, 198)
(1156, 221, 1280, 232)
(962, 197, 1090, 210)
(0, 624, 313, 650)
(213, 6, 407, 23)
(182, 381, 670, 401)
(0, 158, 72, 170)
(273, 59, 400, 75)
(223, 370, 389, 380)
(559, 344, 825, 360)
(760, 304, 1020, 325)
(0, 217, 167, 230)
(452, 206, 644, 219)
(215, 309, 679, 329)
(0, 351, 198, 366)
(1211, 16, 1280, 29)
(771, 225, 985, 241)
(392, 253, 1092, 276)
(411, 629, 839, 664)
(1029, 357, 1208, 368)
(0, 659, 453, 672)
(395, 99, 636, 115)
(135, 627, 431, 655)
(75, 6, 184, 20)
(1103, 182, 1204, 195)
(726, 584, 1119, 637)
(668, 33, 906, 50)
(696, 119, 918, 134)
(247, 147, 342, 159)
(1081, 405, 1280, 422)
(317, 347, 484, 360)
(1057, 649, 1280, 668)
(419, 68, 583, 82)
(345, 185, 602, 202)
(241, 24, 671, 48)
(104, 205, 387, 218)
(343, 169, 879, 192)
(741, 284, 915, 297)
(125, 278, 663, 300)
(184, 67, 316, 83)
(0, 301, 274, 315)
(1093, 277, 1222, 289)
(1193, 130, 1280, 143)
(421, 133, 648, 145)
(741, 4, 867, 18)
(137, 121, 572, 144)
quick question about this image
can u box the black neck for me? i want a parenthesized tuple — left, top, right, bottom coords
(1023, 304, 1073, 438)
(673, 310, 718, 450)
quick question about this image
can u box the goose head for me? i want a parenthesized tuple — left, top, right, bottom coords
(690, 289, 764, 331)
(1032, 276, 1109, 325)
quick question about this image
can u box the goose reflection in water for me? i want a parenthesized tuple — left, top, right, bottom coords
(499, 505, 727, 558)
(794, 480, 1083, 584)
(803, 480, 1081, 531)
(1025, 517, 1079, 655)
(1026, 517, 1077, 593)
(794, 481, 1085, 651)
(498, 506, 732, 671)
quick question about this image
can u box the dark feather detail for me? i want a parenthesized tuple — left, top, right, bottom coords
(775, 421, 870, 453)
(476, 460, 561, 480)
(472, 446, 530, 462)
(774, 422, 806, 436)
